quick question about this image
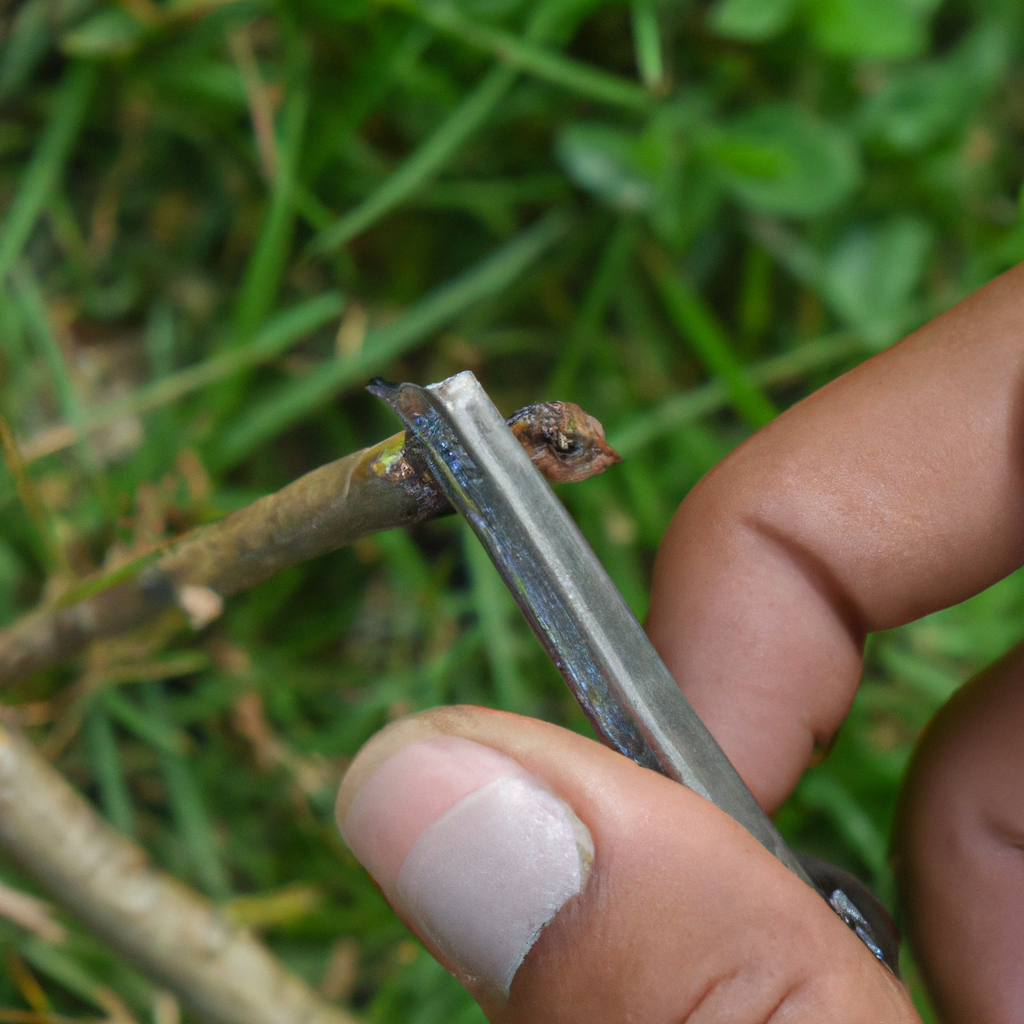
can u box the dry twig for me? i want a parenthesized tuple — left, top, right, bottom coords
(0, 879, 66, 944)
(0, 723, 359, 1024)
(0, 399, 619, 686)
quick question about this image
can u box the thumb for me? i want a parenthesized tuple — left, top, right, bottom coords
(336, 706, 917, 1023)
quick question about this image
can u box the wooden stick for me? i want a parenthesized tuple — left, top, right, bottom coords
(0, 723, 359, 1024)
(0, 400, 619, 686)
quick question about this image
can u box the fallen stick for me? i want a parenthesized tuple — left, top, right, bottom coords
(0, 722, 359, 1024)
(0, 398, 619, 686)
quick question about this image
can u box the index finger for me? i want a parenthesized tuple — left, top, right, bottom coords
(645, 262, 1024, 812)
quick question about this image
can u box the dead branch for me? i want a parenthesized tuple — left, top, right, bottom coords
(0, 722, 359, 1024)
(0, 399, 619, 686)
(0, 878, 67, 944)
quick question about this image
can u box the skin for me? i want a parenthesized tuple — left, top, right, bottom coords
(647, 261, 1024, 814)
(338, 709, 916, 1023)
(894, 646, 1024, 1024)
(342, 261, 1024, 1021)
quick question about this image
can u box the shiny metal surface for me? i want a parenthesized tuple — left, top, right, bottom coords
(372, 370, 815, 889)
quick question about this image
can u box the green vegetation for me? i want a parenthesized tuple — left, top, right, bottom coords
(1, 0, 1023, 1018)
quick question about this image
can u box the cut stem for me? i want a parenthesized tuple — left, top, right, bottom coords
(0, 399, 617, 686)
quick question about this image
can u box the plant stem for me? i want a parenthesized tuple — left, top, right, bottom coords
(0, 723, 360, 1024)
(0, 398, 616, 685)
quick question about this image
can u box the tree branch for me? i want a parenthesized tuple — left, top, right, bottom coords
(0, 398, 619, 685)
(0, 722, 359, 1024)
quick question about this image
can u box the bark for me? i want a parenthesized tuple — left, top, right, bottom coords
(0, 399, 619, 686)
(0, 432, 432, 684)
(0, 722, 359, 1024)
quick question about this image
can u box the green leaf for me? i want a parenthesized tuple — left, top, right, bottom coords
(823, 216, 933, 348)
(859, 63, 964, 152)
(60, 8, 146, 57)
(859, 22, 1010, 152)
(0, 62, 96, 282)
(558, 104, 720, 247)
(806, 0, 929, 61)
(702, 104, 861, 218)
(556, 123, 656, 212)
(706, 0, 799, 42)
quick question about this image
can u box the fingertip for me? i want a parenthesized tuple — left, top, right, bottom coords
(338, 713, 595, 999)
(335, 714, 442, 832)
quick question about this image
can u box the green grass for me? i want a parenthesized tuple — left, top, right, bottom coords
(1, 0, 1023, 1019)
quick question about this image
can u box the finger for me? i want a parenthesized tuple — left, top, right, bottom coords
(894, 638, 1024, 1024)
(646, 263, 1024, 810)
(337, 706, 918, 1023)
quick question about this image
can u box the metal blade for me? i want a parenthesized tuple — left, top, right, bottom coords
(371, 370, 815, 888)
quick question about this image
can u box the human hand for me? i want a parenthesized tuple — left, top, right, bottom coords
(336, 263, 1024, 1022)
(336, 708, 915, 1022)
(645, 262, 1024, 1023)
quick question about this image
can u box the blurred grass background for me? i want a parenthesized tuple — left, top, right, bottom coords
(1, 0, 1024, 1019)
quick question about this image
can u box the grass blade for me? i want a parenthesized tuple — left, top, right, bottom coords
(403, 0, 653, 110)
(547, 216, 637, 399)
(141, 680, 232, 902)
(0, 0, 51, 101)
(464, 523, 531, 713)
(21, 293, 344, 463)
(0, 62, 95, 282)
(8, 263, 106, 498)
(609, 333, 862, 456)
(145, 298, 176, 380)
(308, 65, 516, 256)
(18, 938, 125, 1016)
(103, 688, 188, 757)
(308, 0, 580, 257)
(644, 246, 779, 429)
(8, 263, 82, 426)
(216, 211, 569, 467)
(233, 83, 309, 342)
(630, 0, 664, 92)
(877, 645, 960, 707)
(84, 702, 137, 838)
(798, 771, 892, 901)
(0, 413, 65, 573)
